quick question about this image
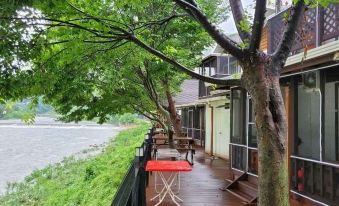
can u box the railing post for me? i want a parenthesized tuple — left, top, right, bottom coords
(144, 132, 152, 187)
(316, 6, 323, 47)
(138, 166, 147, 206)
(135, 147, 144, 170)
(127, 194, 132, 206)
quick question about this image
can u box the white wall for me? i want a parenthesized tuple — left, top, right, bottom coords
(205, 106, 212, 154)
(204, 99, 231, 159)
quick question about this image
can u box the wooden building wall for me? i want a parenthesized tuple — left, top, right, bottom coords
(259, 26, 268, 53)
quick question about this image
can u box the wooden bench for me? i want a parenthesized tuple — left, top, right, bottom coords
(152, 136, 195, 165)
(175, 137, 195, 165)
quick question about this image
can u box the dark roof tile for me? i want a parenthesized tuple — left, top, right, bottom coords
(174, 79, 199, 106)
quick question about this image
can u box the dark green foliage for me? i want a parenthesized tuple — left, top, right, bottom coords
(0, 0, 227, 124)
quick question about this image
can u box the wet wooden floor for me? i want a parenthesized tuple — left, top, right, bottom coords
(146, 148, 244, 206)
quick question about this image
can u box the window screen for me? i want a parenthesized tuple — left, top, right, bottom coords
(296, 83, 321, 160)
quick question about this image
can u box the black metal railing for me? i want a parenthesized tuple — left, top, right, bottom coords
(111, 128, 153, 206)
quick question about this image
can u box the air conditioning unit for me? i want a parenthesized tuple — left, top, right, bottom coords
(302, 71, 320, 91)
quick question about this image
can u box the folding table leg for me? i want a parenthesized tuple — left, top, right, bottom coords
(151, 172, 183, 206)
(151, 173, 174, 201)
(156, 172, 183, 206)
(162, 173, 183, 203)
(154, 171, 163, 193)
(155, 165, 180, 194)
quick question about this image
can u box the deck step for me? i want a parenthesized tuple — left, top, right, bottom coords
(225, 178, 233, 185)
(225, 173, 258, 204)
(226, 188, 253, 202)
(238, 181, 257, 196)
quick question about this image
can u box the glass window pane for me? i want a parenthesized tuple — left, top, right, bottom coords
(324, 81, 338, 162)
(231, 89, 245, 144)
(219, 56, 228, 75)
(248, 149, 258, 175)
(231, 145, 246, 171)
(248, 99, 257, 148)
(203, 62, 209, 76)
(188, 110, 193, 128)
(297, 84, 321, 160)
(183, 109, 188, 128)
(249, 99, 255, 122)
(232, 91, 241, 137)
(229, 56, 238, 74)
(193, 108, 200, 128)
(210, 58, 217, 76)
(248, 124, 257, 147)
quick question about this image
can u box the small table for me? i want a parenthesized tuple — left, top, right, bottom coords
(146, 160, 192, 206)
(154, 149, 181, 193)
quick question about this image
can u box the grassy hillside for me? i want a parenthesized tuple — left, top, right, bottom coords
(0, 123, 149, 206)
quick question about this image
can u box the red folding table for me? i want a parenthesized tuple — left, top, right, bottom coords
(146, 160, 192, 206)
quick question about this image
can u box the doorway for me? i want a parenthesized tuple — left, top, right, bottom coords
(213, 106, 230, 159)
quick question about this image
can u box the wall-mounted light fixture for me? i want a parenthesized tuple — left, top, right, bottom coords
(135, 147, 144, 157)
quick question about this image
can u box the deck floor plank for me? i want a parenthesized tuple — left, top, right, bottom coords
(146, 148, 243, 206)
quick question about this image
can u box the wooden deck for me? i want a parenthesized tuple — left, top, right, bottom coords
(146, 148, 243, 206)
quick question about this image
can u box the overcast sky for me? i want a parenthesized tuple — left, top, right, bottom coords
(221, 0, 254, 34)
(221, 0, 292, 34)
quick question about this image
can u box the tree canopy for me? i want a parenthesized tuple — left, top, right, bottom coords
(1, 0, 338, 205)
(0, 0, 226, 125)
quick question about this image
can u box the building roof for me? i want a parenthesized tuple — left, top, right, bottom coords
(204, 33, 241, 57)
(174, 79, 199, 106)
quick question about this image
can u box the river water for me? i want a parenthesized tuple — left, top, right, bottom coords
(0, 117, 122, 194)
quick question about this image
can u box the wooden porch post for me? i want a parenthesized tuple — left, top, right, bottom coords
(211, 106, 214, 156)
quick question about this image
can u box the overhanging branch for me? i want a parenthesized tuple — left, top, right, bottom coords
(133, 13, 188, 30)
(249, 0, 266, 53)
(229, 0, 251, 42)
(129, 35, 241, 86)
(173, 0, 244, 59)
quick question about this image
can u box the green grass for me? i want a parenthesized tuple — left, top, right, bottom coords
(0, 123, 149, 206)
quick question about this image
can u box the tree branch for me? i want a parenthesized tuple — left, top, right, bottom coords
(141, 73, 172, 128)
(133, 13, 188, 30)
(129, 35, 241, 86)
(249, 0, 266, 53)
(273, 0, 305, 65)
(66, 1, 130, 34)
(229, 0, 251, 42)
(173, 0, 244, 59)
(133, 106, 156, 119)
(132, 105, 166, 129)
(142, 112, 160, 123)
(1, 17, 111, 38)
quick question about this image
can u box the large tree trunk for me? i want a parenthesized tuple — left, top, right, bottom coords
(242, 56, 289, 206)
(155, 111, 175, 149)
(163, 79, 183, 137)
